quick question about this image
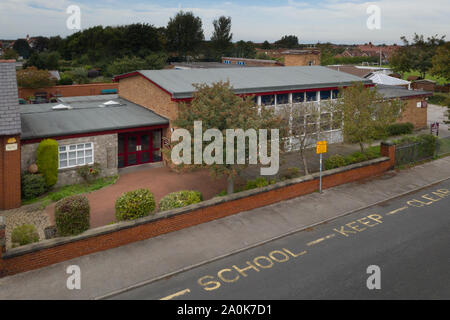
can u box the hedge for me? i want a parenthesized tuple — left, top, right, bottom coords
(36, 139, 59, 187)
(55, 195, 90, 236)
(387, 122, 414, 136)
(159, 190, 203, 212)
(11, 224, 39, 247)
(115, 189, 156, 221)
(324, 146, 381, 170)
(21, 173, 47, 200)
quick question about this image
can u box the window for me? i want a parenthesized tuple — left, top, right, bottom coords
(320, 113, 332, 131)
(237, 61, 245, 65)
(276, 93, 289, 105)
(261, 94, 275, 106)
(332, 89, 340, 99)
(320, 90, 331, 101)
(293, 92, 305, 103)
(306, 91, 317, 101)
(224, 60, 231, 64)
(59, 142, 94, 169)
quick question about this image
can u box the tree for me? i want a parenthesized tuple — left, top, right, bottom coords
(16, 67, 55, 88)
(70, 67, 89, 84)
(172, 82, 283, 194)
(280, 101, 335, 175)
(32, 36, 50, 52)
(211, 16, 233, 58)
(232, 40, 256, 58)
(166, 11, 204, 59)
(0, 48, 18, 60)
(330, 83, 405, 153)
(274, 35, 299, 49)
(25, 51, 60, 70)
(390, 33, 446, 78)
(262, 41, 271, 49)
(13, 39, 31, 58)
(106, 53, 167, 76)
(430, 42, 450, 80)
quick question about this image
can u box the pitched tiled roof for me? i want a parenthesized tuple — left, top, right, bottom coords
(0, 60, 21, 135)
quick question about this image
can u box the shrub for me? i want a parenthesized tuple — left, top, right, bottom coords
(11, 224, 39, 247)
(58, 75, 73, 85)
(115, 189, 156, 221)
(21, 173, 47, 200)
(36, 139, 59, 187)
(344, 151, 368, 165)
(324, 155, 347, 170)
(281, 167, 302, 180)
(387, 122, 414, 136)
(77, 163, 101, 182)
(159, 190, 203, 212)
(55, 195, 90, 236)
(245, 177, 271, 190)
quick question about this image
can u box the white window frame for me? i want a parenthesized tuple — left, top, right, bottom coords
(58, 142, 94, 169)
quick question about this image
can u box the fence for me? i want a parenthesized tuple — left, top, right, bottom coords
(395, 136, 449, 166)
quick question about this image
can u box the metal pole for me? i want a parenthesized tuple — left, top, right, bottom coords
(319, 153, 323, 193)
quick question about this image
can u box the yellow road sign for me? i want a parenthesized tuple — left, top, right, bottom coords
(316, 141, 327, 154)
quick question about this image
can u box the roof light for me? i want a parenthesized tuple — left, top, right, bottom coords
(103, 100, 120, 105)
(52, 104, 72, 110)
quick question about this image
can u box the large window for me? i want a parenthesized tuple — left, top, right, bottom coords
(276, 93, 289, 105)
(59, 142, 94, 169)
(260, 94, 275, 106)
(306, 91, 317, 101)
(292, 92, 305, 103)
(320, 90, 331, 101)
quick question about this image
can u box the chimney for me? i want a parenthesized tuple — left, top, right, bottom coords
(0, 60, 22, 210)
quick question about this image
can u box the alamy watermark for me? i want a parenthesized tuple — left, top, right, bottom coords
(366, 265, 381, 290)
(366, 5, 381, 30)
(66, 5, 81, 30)
(171, 121, 280, 175)
(66, 265, 81, 290)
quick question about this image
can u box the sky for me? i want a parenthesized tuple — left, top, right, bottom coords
(0, 0, 449, 44)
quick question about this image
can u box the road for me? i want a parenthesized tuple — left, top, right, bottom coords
(109, 179, 450, 300)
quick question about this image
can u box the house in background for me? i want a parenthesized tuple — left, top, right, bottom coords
(221, 57, 283, 67)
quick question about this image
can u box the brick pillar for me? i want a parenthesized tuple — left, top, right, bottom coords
(0, 135, 21, 210)
(380, 141, 396, 169)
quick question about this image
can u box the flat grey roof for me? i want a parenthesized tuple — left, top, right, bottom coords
(375, 85, 432, 99)
(171, 62, 249, 69)
(20, 97, 169, 140)
(133, 66, 372, 99)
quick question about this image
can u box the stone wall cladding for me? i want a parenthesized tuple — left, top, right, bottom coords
(21, 134, 118, 187)
(0, 146, 395, 277)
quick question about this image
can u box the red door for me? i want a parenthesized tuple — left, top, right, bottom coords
(118, 130, 162, 168)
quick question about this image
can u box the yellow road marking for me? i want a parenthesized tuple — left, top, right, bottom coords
(307, 233, 335, 246)
(160, 288, 191, 300)
(386, 206, 408, 216)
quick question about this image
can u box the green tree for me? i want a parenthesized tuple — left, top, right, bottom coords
(16, 67, 55, 88)
(211, 16, 233, 58)
(26, 51, 60, 70)
(262, 41, 271, 49)
(32, 36, 50, 52)
(172, 82, 283, 194)
(0, 48, 18, 60)
(430, 42, 450, 80)
(331, 83, 405, 152)
(13, 39, 32, 58)
(232, 40, 256, 58)
(166, 11, 205, 59)
(274, 35, 299, 49)
(70, 67, 89, 84)
(36, 139, 59, 187)
(106, 53, 167, 76)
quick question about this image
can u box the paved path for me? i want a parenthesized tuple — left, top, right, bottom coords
(45, 167, 227, 228)
(112, 179, 450, 300)
(0, 157, 449, 299)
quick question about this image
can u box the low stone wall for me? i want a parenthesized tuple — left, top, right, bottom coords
(0, 143, 395, 277)
(21, 133, 118, 187)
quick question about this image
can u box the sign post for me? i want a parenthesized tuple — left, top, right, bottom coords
(316, 141, 327, 193)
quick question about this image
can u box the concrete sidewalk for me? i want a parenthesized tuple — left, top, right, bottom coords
(1, 156, 449, 299)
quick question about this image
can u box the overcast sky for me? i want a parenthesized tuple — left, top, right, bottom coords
(1, 0, 449, 44)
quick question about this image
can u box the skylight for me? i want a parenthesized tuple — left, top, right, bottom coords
(52, 104, 72, 110)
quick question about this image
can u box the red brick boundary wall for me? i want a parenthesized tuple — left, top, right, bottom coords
(18, 83, 118, 100)
(0, 143, 395, 277)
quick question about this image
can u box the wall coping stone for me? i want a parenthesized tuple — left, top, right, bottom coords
(2, 156, 390, 259)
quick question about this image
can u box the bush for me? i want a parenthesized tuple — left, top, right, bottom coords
(11, 224, 39, 247)
(55, 195, 90, 236)
(324, 155, 347, 170)
(115, 189, 155, 221)
(159, 190, 203, 212)
(58, 75, 73, 85)
(77, 163, 101, 182)
(21, 173, 47, 200)
(280, 167, 302, 180)
(36, 139, 59, 187)
(387, 123, 414, 136)
(245, 177, 271, 190)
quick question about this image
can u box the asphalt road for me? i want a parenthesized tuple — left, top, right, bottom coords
(109, 179, 450, 300)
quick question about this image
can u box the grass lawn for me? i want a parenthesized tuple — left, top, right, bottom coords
(22, 175, 118, 209)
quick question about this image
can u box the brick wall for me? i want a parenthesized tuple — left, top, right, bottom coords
(0, 144, 395, 277)
(21, 134, 118, 187)
(18, 83, 118, 100)
(397, 97, 428, 129)
(0, 135, 21, 210)
(283, 53, 321, 66)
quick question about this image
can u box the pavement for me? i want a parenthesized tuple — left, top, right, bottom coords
(112, 179, 450, 300)
(0, 156, 449, 300)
